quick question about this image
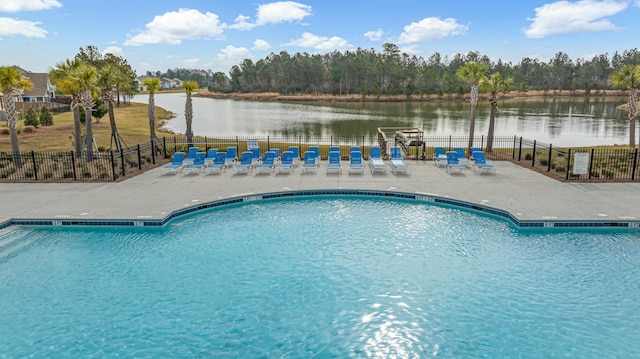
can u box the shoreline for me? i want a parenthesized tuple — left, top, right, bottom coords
(193, 90, 627, 103)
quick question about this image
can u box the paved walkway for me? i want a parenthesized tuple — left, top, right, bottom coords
(1, 160, 639, 227)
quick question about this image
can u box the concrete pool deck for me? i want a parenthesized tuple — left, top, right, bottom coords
(1, 160, 640, 229)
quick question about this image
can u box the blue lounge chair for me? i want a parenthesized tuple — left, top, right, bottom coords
(256, 151, 277, 174)
(390, 146, 411, 175)
(349, 150, 365, 175)
(203, 148, 218, 167)
(329, 146, 340, 156)
(250, 147, 261, 166)
(308, 146, 321, 162)
(276, 151, 295, 174)
(225, 147, 238, 167)
(183, 152, 206, 175)
(453, 147, 472, 167)
(445, 151, 467, 175)
(162, 152, 185, 175)
(204, 152, 226, 175)
(269, 148, 280, 163)
(327, 151, 342, 174)
(301, 151, 318, 175)
(234, 151, 254, 174)
(433, 147, 447, 167)
(472, 151, 496, 174)
(369, 146, 387, 174)
(288, 146, 300, 165)
(183, 147, 199, 165)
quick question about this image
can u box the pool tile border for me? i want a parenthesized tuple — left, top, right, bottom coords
(2, 189, 639, 231)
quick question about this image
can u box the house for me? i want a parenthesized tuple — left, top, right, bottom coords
(135, 76, 183, 91)
(161, 77, 183, 89)
(18, 68, 56, 103)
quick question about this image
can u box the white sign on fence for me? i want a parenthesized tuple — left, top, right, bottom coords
(573, 152, 589, 175)
(247, 139, 259, 150)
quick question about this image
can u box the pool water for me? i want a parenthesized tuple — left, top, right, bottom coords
(1, 198, 639, 357)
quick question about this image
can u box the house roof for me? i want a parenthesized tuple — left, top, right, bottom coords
(21, 73, 51, 98)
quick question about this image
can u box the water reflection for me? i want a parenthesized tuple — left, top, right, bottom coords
(132, 94, 635, 146)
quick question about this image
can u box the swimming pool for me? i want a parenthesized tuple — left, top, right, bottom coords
(1, 198, 639, 357)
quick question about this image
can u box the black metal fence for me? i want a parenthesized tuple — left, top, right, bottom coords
(1, 135, 638, 182)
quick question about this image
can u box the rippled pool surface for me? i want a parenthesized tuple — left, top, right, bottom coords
(1, 198, 639, 358)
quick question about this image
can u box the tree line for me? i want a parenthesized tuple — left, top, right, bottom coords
(206, 43, 640, 97)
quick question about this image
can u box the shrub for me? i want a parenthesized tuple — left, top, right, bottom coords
(23, 125, 35, 133)
(24, 169, 34, 178)
(39, 106, 54, 126)
(43, 171, 53, 179)
(525, 153, 532, 160)
(539, 157, 548, 166)
(0, 128, 8, 135)
(24, 107, 39, 127)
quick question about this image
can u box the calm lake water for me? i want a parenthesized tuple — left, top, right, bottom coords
(132, 93, 636, 147)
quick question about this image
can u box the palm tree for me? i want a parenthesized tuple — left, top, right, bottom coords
(142, 78, 161, 149)
(0, 66, 33, 167)
(68, 62, 98, 160)
(182, 80, 198, 145)
(611, 65, 640, 148)
(97, 64, 123, 151)
(49, 59, 83, 156)
(456, 62, 489, 154)
(480, 72, 513, 153)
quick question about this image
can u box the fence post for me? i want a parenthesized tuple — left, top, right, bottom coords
(588, 148, 595, 180)
(120, 149, 126, 177)
(31, 151, 38, 181)
(137, 144, 142, 170)
(531, 140, 536, 167)
(547, 144, 552, 172)
(173, 136, 177, 152)
(110, 150, 116, 181)
(481, 135, 485, 149)
(518, 137, 523, 161)
(632, 147, 638, 181)
(163, 137, 167, 159)
(205, 137, 208, 152)
(331, 135, 333, 146)
(448, 135, 452, 150)
(565, 148, 571, 180)
(71, 151, 77, 181)
(512, 136, 516, 159)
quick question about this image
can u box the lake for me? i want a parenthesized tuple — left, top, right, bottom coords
(131, 93, 636, 147)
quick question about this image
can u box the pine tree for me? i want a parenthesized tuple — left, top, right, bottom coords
(39, 106, 54, 126)
(24, 107, 39, 127)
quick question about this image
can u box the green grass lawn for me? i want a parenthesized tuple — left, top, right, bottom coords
(0, 103, 174, 152)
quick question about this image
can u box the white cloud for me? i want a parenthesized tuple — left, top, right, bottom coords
(229, 2, 312, 30)
(183, 58, 200, 67)
(253, 39, 271, 51)
(398, 17, 468, 43)
(214, 45, 252, 69)
(524, 0, 627, 39)
(102, 46, 123, 56)
(229, 14, 254, 30)
(256, 1, 312, 25)
(124, 8, 226, 46)
(284, 32, 352, 51)
(0, 0, 62, 12)
(364, 29, 383, 41)
(0, 17, 47, 38)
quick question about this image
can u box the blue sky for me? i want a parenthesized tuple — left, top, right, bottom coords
(2, 0, 640, 75)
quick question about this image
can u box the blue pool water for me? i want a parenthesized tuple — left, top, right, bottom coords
(1, 198, 639, 358)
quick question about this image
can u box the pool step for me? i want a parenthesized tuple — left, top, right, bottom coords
(0, 227, 43, 261)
